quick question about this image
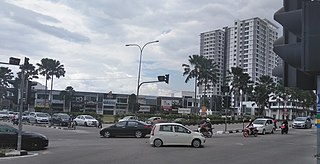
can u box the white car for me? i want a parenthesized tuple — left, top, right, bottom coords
(28, 112, 50, 124)
(73, 115, 98, 127)
(118, 116, 138, 122)
(252, 118, 275, 135)
(0, 110, 9, 119)
(150, 123, 205, 148)
(292, 117, 312, 129)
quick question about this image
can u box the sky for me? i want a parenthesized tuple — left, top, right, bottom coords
(0, 0, 283, 97)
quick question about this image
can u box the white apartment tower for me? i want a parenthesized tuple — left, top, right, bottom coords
(228, 17, 279, 82)
(199, 29, 226, 97)
(199, 17, 279, 97)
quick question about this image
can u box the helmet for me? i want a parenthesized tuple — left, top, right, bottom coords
(206, 118, 211, 121)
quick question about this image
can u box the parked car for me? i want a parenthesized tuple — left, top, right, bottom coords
(0, 124, 49, 150)
(100, 120, 152, 138)
(252, 118, 275, 135)
(292, 117, 312, 129)
(150, 123, 205, 148)
(147, 117, 162, 125)
(0, 110, 9, 120)
(28, 112, 50, 124)
(51, 113, 71, 126)
(118, 115, 138, 122)
(73, 115, 98, 127)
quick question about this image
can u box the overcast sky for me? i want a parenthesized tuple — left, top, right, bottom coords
(0, 0, 283, 97)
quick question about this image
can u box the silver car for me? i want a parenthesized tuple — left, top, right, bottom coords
(28, 112, 50, 124)
(252, 118, 275, 135)
(292, 117, 312, 129)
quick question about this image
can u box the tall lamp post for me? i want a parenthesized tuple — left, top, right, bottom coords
(125, 40, 159, 104)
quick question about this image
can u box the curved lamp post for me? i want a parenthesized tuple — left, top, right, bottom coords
(125, 40, 159, 104)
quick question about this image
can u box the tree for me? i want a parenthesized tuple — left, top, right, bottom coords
(0, 67, 14, 109)
(37, 58, 52, 109)
(182, 55, 219, 109)
(60, 86, 75, 112)
(228, 67, 253, 115)
(253, 75, 275, 116)
(18, 60, 38, 110)
(37, 58, 65, 113)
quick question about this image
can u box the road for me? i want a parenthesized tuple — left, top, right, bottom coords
(0, 121, 317, 164)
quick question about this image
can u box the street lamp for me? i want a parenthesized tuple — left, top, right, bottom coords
(125, 40, 159, 104)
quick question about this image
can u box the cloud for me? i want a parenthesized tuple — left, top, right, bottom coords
(0, 0, 282, 97)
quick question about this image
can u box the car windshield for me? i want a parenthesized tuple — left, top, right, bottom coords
(84, 115, 94, 119)
(295, 118, 306, 121)
(36, 113, 48, 117)
(253, 119, 266, 125)
(122, 116, 132, 120)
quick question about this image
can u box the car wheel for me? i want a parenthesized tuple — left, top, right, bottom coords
(135, 131, 143, 138)
(153, 139, 162, 147)
(103, 131, 111, 138)
(84, 122, 88, 126)
(192, 139, 201, 148)
(262, 129, 266, 135)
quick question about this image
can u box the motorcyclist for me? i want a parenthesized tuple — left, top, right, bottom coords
(199, 118, 213, 134)
(281, 119, 289, 132)
(245, 119, 254, 135)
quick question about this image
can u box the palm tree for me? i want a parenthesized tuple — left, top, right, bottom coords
(48, 59, 65, 113)
(182, 55, 219, 111)
(228, 67, 253, 115)
(37, 58, 52, 109)
(0, 67, 14, 109)
(19, 61, 38, 110)
(60, 86, 75, 112)
(253, 75, 275, 116)
(37, 58, 65, 113)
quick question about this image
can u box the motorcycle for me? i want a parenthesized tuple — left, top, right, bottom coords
(197, 126, 213, 138)
(243, 127, 258, 137)
(281, 123, 288, 134)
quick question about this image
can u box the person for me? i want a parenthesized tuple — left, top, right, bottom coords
(199, 118, 212, 134)
(273, 118, 278, 129)
(281, 119, 289, 133)
(97, 115, 103, 128)
(245, 119, 254, 135)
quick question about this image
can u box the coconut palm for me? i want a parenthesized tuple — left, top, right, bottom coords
(37, 58, 52, 108)
(60, 86, 75, 112)
(228, 67, 253, 115)
(253, 75, 275, 116)
(19, 61, 38, 108)
(37, 58, 65, 113)
(48, 59, 65, 113)
(182, 55, 219, 109)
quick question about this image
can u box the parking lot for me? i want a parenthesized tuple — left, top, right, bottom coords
(0, 120, 316, 164)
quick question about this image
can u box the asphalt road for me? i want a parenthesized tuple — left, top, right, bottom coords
(0, 121, 317, 164)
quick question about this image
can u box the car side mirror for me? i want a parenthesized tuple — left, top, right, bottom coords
(187, 130, 191, 134)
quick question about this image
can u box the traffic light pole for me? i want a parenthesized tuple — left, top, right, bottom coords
(317, 75, 320, 163)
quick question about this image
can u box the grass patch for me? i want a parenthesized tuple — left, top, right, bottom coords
(102, 115, 115, 123)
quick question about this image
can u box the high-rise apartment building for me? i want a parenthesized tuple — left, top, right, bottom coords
(199, 17, 280, 108)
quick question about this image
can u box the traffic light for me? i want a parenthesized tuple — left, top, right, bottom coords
(9, 57, 20, 65)
(273, 0, 320, 90)
(164, 74, 169, 84)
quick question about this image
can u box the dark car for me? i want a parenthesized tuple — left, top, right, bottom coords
(0, 124, 49, 150)
(51, 113, 71, 126)
(100, 120, 152, 138)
